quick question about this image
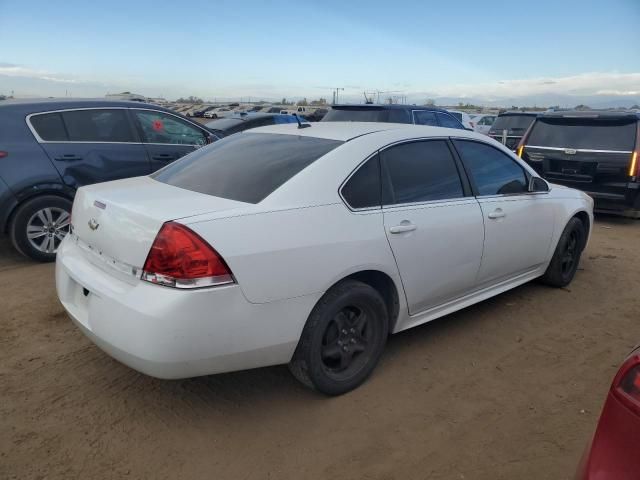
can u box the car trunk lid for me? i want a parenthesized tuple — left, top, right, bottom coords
(70, 176, 249, 268)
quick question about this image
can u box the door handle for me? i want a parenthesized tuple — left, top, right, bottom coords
(152, 154, 177, 161)
(488, 208, 506, 219)
(389, 222, 417, 234)
(54, 154, 83, 161)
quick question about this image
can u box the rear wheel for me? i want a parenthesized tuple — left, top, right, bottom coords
(540, 217, 586, 287)
(289, 280, 388, 395)
(10, 195, 72, 262)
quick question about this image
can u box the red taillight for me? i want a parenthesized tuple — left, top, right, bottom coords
(141, 222, 233, 289)
(0, 151, 8, 158)
(612, 354, 640, 416)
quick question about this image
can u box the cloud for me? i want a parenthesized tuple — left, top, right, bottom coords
(0, 64, 80, 84)
(420, 72, 640, 100)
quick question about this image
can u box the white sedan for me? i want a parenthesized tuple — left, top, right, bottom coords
(56, 122, 593, 395)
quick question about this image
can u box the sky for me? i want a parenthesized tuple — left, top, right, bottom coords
(1, 0, 639, 106)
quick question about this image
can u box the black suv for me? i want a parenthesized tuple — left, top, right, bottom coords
(0, 99, 216, 261)
(321, 104, 466, 129)
(518, 110, 640, 217)
(488, 111, 539, 150)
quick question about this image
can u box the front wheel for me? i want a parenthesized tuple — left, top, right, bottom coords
(10, 195, 72, 262)
(289, 280, 389, 395)
(540, 217, 586, 287)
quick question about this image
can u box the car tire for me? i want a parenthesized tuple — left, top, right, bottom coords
(539, 217, 586, 288)
(289, 279, 389, 395)
(10, 195, 72, 262)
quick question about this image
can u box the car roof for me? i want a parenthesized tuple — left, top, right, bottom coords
(331, 103, 450, 113)
(540, 110, 640, 120)
(0, 97, 175, 115)
(249, 121, 480, 142)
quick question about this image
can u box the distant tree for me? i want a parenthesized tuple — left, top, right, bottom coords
(425, 98, 436, 106)
(631, 104, 640, 110)
(458, 102, 464, 108)
(574, 104, 591, 110)
(0, 95, 6, 101)
(176, 96, 203, 104)
(310, 98, 327, 106)
(298, 98, 308, 106)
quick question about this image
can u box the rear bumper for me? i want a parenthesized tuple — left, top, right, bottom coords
(55, 236, 320, 379)
(584, 184, 640, 218)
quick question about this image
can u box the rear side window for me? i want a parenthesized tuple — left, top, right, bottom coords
(30, 113, 67, 141)
(153, 133, 343, 204)
(341, 155, 381, 209)
(381, 140, 463, 205)
(413, 111, 438, 126)
(453, 140, 527, 196)
(62, 109, 134, 142)
(436, 113, 463, 129)
(527, 118, 637, 151)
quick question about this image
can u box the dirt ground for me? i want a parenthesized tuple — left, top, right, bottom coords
(1, 216, 639, 480)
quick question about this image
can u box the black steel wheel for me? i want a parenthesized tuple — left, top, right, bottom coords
(540, 217, 586, 287)
(289, 279, 388, 395)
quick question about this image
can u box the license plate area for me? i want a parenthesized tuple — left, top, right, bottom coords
(545, 159, 597, 182)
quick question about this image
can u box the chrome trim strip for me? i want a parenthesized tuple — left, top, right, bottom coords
(525, 145, 633, 154)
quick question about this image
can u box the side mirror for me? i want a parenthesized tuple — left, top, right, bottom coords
(205, 133, 218, 145)
(528, 176, 549, 193)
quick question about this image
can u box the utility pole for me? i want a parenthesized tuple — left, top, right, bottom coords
(331, 87, 344, 104)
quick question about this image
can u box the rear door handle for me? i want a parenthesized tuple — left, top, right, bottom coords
(488, 208, 506, 219)
(152, 154, 177, 161)
(54, 154, 83, 161)
(389, 222, 417, 234)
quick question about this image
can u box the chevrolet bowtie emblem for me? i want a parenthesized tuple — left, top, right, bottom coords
(88, 218, 99, 231)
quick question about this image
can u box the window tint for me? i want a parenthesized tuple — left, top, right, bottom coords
(153, 133, 343, 203)
(323, 108, 387, 122)
(490, 114, 536, 133)
(381, 140, 463, 205)
(526, 118, 636, 151)
(413, 110, 438, 126)
(341, 155, 381, 209)
(387, 109, 411, 123)
(135, 110, 206, 145)
(62, 109, 134, 142)
(453, 140, 527, 196)
(30, 113, 67, 141)
(436, 113, 463, 129)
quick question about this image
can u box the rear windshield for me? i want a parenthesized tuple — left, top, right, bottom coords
(527, 118, 637, 150)
(322, 108, 411, 123)
(205, 118, 244, 130)
(152, 132, 343, 203)
(491, 114, 536, 132)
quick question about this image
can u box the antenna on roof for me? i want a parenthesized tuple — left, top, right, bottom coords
(294, 113, 311, 129)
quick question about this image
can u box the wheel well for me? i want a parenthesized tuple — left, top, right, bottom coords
(573, 211, 590, 247)
(4, 192, 73, 234)
(342, 270, 400, 333)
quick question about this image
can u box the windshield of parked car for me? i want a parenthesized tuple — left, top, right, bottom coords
(527, 118, 637, 150)
(152, 133, 343, 203)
